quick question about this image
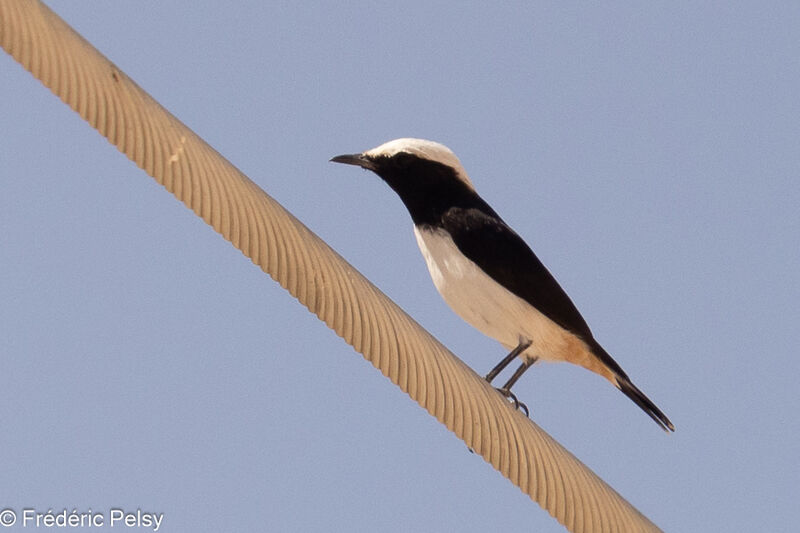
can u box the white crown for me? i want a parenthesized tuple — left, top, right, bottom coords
(364, 138, 474, 189)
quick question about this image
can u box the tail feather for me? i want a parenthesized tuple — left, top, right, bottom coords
(617, 377, 675, 432)
(587, 340, 674, 432)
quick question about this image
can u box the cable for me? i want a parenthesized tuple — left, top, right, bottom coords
(0, 2, 662, 531)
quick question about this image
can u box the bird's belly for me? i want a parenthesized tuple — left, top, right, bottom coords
(413, 227, 575, 362)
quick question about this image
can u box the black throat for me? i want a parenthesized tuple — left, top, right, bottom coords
(371, 155, 499, 227)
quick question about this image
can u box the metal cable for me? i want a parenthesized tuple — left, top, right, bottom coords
(0, 2, 662, 531)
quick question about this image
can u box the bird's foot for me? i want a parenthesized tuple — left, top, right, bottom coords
(495, 387, 530, 417)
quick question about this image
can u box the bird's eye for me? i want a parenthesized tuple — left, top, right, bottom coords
(394, 152, 413, 169)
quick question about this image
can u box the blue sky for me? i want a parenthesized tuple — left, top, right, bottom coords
(1, 2, 798, 531)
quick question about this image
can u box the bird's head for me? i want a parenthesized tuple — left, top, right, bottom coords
(331, 138, 475, 191)
(331, 138, 484, 225)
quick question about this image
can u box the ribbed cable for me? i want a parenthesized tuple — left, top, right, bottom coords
(0, 3, 662, 531)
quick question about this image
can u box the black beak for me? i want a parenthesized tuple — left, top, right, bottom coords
(330, 153, 377, 172)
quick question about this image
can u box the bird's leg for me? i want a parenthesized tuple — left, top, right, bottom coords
(498, 357, 538, 417)
(485, 340, 533, 415)
(485, 339, 532, 384)
(501, 357, 537, 392)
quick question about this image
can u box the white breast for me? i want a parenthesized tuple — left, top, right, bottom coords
(413, 226, 579, 363)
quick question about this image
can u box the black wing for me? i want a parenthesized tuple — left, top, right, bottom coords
(440, 207, 675, 430)
(440, 207, 595, 343)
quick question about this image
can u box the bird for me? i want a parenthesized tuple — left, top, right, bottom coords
(331, 138, 674, 432)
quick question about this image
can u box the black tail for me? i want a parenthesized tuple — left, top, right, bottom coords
(617, 377, 675, 432)
(587, 340, 675, 432)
